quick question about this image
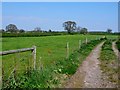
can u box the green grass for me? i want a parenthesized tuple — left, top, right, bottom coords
(100, 39, 118, 83)
(2, 35, 117, 66)
(2, 34, 118, 88)
(100, 40, 116, 61)
(3, 39, 103, 88)
(57, 40, 102, 75)
(1, 35, 110, 74)
(2, 35, 100, 66)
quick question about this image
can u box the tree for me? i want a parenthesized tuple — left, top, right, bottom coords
(34, 27, 42, 32)
(76, 26, 82, 33)
(0, 29, 5, 33)
(107, 29, 112, 33)
(80, 28, 88, 34)
(19, 29, 25, 33)
(63, 21, 76, 34)
(49, 29, 52, 32)
(6, 24, 18, 33)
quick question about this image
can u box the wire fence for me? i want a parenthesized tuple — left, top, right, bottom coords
(1, 46, 36, 87)
(1, 37, 102, 88)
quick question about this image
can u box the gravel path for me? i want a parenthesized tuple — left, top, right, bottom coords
(65, 42, 104, 88)
(65, 42, 116, 88)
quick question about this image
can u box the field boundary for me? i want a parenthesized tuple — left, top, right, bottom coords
(1, 46, 37, 88)
(1, 46, 36, 69)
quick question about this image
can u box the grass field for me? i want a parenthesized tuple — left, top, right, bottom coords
(1, 35, 115, 67)
(2, 35, 117, 71)
(1, 34, 118, 88)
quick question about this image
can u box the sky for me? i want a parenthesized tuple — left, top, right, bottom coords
(2, 2, 118, 32)
(1, 0, 120, 2)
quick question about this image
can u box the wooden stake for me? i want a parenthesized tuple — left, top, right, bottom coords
(66, 42, 69, 59)
(32, 46, 36, 70)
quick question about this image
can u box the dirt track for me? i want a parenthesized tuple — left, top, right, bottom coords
(65, 42, 117, 88)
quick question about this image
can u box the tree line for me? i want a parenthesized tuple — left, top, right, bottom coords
(0, 21, 115, 35)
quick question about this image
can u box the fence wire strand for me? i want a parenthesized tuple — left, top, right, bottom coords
(2, 51, 34, 86)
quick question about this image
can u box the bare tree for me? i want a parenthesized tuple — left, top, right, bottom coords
(63, 21, 76, 34)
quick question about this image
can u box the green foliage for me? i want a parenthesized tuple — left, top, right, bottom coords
(116, 38, 120, 51)
(100, 40, 118, 83)
(100, 40, 116, 61)
(6, 24, 18, 33)
(63, 21, 76, 34)
(2, 35, 117, 88)
(2, 32, 66, 37)
(80, 28, 88, 34)
(56, 40, 101, 75)
(3, 40, 102, 88)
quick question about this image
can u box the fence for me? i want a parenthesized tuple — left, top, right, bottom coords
(1, 37, 101, 88)
(1, 37, 95, 72)
(0, 46, 36, 86)
(66, 37, 89, 59)
(0, 46, 36, 69)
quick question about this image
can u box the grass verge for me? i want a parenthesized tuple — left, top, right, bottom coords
(100, 39, 118, 84)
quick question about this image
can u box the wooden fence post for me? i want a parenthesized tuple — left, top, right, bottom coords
(32, 46, 36, 70)
(66, 42, 69, 59)
(79, 40, 81, 49)
(1, 46, 37, 82)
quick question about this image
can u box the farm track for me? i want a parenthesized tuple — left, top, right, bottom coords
(65, 41, 117, 88)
